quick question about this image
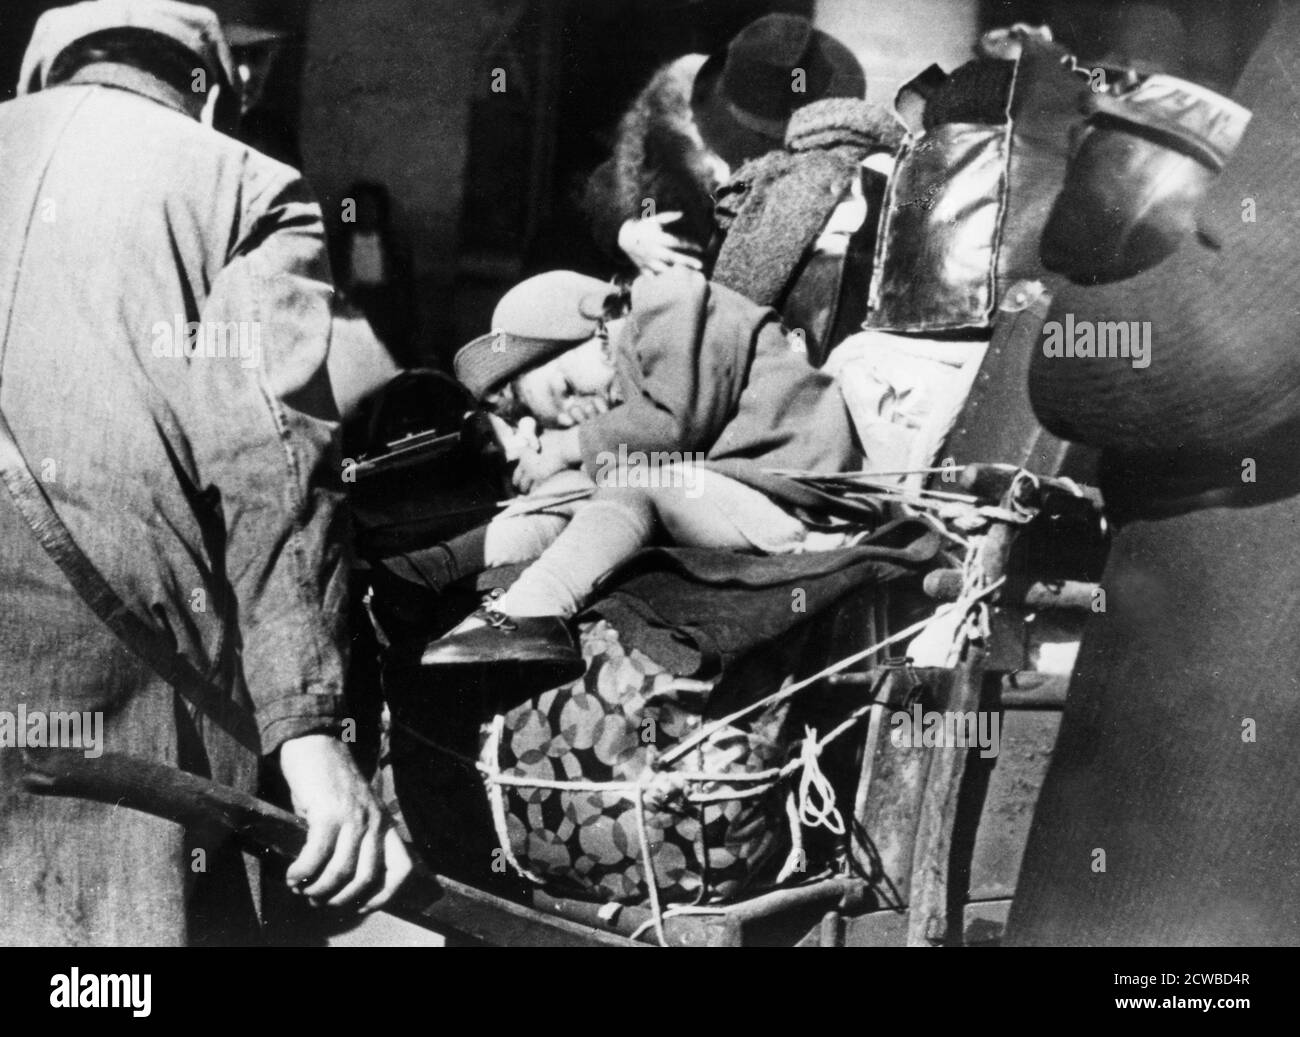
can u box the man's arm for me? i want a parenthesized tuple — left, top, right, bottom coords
(197, 164, 409, 909)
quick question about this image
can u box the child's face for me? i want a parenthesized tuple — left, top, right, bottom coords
(514, 321, 623, 428)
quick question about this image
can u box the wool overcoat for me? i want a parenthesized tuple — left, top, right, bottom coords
(0, 65, 349, 945)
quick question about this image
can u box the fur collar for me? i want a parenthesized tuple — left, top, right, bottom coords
(587, 54, 722, 251)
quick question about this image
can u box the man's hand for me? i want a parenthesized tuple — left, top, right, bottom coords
(513, 427, 580, 494)
(617, 213, 704, 275)
(280, 734, 412, 911)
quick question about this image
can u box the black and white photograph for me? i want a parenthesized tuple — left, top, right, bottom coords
(0, 0, 1292, 1000)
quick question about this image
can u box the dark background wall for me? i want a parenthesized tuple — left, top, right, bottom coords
(0, 0, 53, 99)
(979, 0, 1276, 90)
(300, 0, 815, 364)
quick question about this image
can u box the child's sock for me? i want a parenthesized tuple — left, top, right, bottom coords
(483, 512, 571, 567)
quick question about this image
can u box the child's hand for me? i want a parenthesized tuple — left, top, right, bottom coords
(617, 213, 704, 276)
(489, 413, 541, 460)
(516, 416, 540, 451)
(556, 395, 609, 428)
(513, 428, 579, 494)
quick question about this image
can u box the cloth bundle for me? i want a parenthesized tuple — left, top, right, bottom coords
(476, 526, 938, 905)
(478, 619, 798, 904)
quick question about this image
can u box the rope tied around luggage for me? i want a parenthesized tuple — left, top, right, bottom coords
(471, 575, 1005, 946)
(394, 465, 1068, 943)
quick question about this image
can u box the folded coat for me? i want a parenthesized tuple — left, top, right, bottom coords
(587, 518, 939, 676)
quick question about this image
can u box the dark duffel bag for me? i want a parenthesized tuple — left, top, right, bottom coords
(346, 369, 509, 560)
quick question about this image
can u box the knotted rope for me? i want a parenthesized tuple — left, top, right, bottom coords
(393, 470, 1059, 944)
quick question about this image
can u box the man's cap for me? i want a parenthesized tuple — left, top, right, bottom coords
(454, 271, 620, 401)
(691, 14, 866, 168)
(19, 0, 237, 96)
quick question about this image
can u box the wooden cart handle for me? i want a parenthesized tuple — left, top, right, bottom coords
(20, 747, 640, 947)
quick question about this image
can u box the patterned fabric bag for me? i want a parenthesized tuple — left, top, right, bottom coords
(478, 619, 799, 905)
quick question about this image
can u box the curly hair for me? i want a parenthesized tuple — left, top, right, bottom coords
(581, 54, 722, 257)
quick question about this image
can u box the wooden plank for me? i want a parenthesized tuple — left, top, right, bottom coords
(427, 878, 642, 948)
(906, 653, 986, 946)
(961, 899, 1012, 945)
(833, 899, 1013, 947)
(965, 710, 1059, 902)
(853, 709, 934, 904)
(999, 672, 1071, 710)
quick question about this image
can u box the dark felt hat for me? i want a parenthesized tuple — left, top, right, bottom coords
(691, 13, 866, 169)
(454, 271, 619, 400)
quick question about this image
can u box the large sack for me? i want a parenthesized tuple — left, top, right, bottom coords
(479, 619, 799, 904)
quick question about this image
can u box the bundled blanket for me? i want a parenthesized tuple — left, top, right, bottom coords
(587, 518, 939, 676)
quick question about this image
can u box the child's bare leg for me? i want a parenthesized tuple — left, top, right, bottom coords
(484, 515, 571, 566)
(490, 464, 826, 619)
(490, 486, 656, 618)
(483, 469, 594, 567)
(648, 465, 809, 552)
(421, 466, 846, 677)
(649, 464, 853, 552)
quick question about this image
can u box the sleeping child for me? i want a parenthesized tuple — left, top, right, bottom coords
(421, 267, 866, 680)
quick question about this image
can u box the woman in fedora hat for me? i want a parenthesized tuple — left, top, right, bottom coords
(583, 13, 866, 277)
